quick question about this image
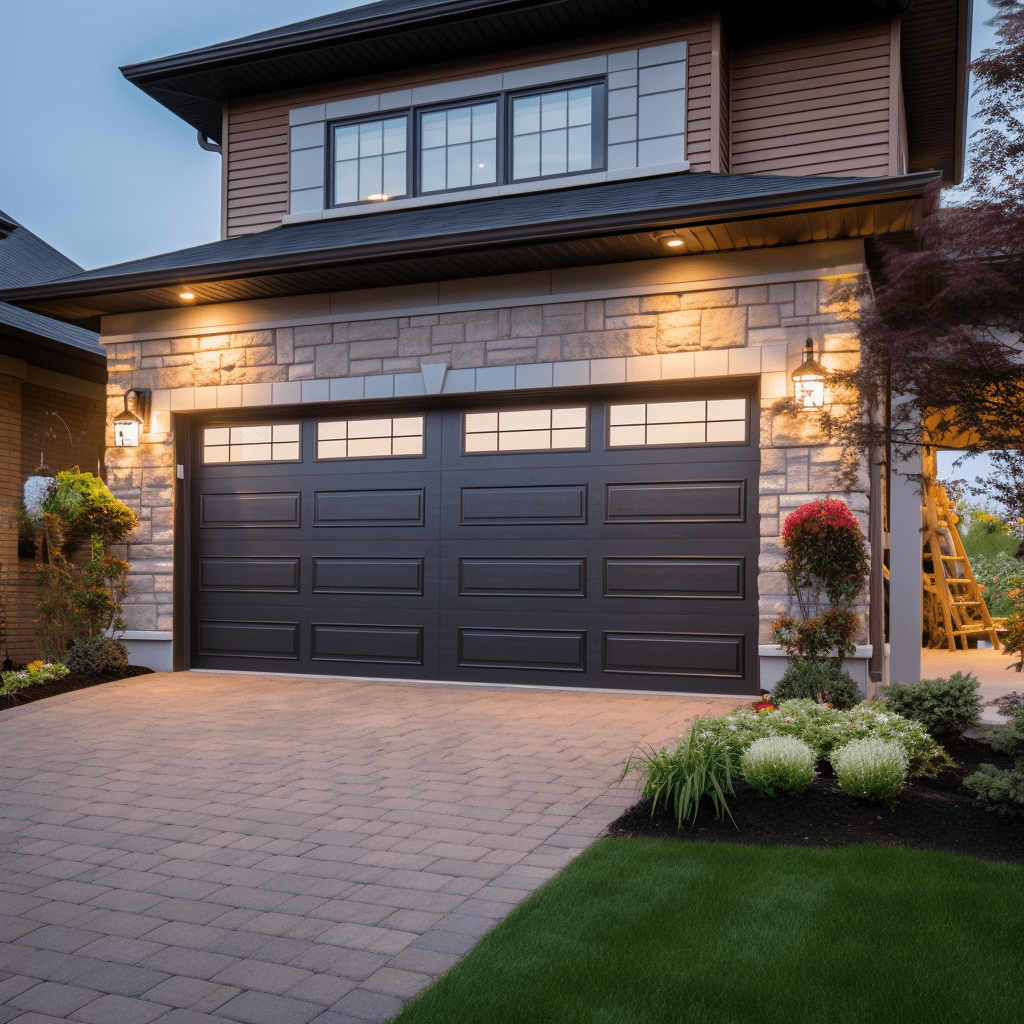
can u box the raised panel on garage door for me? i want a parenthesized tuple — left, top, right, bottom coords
(190, 413, 442, 676)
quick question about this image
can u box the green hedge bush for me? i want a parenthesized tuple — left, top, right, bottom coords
(64, 635, 129, 676)
(878, 672, 982, 738)
(773, 659, 862, 709)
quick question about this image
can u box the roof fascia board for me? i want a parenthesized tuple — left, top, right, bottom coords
(0, 172, 941, 307)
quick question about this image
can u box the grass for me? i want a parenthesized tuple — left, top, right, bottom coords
(393, 839, 1023, 1024)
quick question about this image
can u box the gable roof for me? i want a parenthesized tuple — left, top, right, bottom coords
(0, 169, 939, 328)
(119, 0, 972, 183)
(0, 211, 104, 360)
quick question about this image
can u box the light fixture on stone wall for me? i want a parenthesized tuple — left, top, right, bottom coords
(792, 338, 826, 409)
(113, 389, 151, 447)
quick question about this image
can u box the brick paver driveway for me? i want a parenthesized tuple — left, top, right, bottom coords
(0, 671, 743, 1024)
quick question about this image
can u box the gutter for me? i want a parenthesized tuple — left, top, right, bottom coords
(0, 171, 941, 306)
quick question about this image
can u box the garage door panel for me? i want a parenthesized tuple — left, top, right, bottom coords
(311, 622, 425, 665)
(199, 556, 302, 593)
(603, 555, 747, 601)
(458, 483, 589, 526)
(604, 479, 748, 523)
(312, 557, 425, 596)
(603, 630, 746, 679)
(201, 491, 302, 529)
(458, 557, 587, 598)
(198, 619, 301, 660)
(314, 487, 428, 528)
(457, 626, 587, 672)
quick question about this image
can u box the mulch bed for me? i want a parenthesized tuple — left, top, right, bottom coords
(0, 665, 154, 711)
(607, 735, 1024, 865)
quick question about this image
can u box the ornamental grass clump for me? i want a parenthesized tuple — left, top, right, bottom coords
(740, 736, 817, 797)
(621, 719, 736, 828)
(831, 737, 908, 805)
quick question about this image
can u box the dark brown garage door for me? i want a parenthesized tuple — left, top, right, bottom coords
(188, 385, 760, 694)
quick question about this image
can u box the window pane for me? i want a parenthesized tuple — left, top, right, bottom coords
(513, 133, 540, 179)
(421, 147, 446, 192)
(472, 103, 496, 140)
(541, 91, 568, 130)
(382, 152, 406, 198)
(359, 157, 383, 200)
(392, 416, 423, 436)
(567, 125, 591, 172)
(392, 435, 424, 456)
(552, 428, 586, 448)
(500, 408, 551, 431)
(447, 143, 471, 189)
(421, 110, 446, 149)
(348, 418, 391, 438)
(541, 129, 567, 176)
(513, 95, 540, 135)
(465, 412, 498, 432)
(609, 404, 645, 426)
(335, 124, 359, 160)
(335, 160, 358, 204)
(204, 427, 230, 445)
(447, 106, 471, 146)
(552, 407, 587, 428)
(648, 401, 705, 423)
(318, 421, 347, 440)
(233, 443, 272, 462)
(348, 437, 393, 458)
(465, 432, 498, 452)
(232, 425, 272, 444)
(472, 140, 497, 185)
(205, 446, 230, 463)
(359, 120, 383, 156)
(272, 442, 300, 461)
(500, 429, 550, 450)
(273, 423, 300, 442)
(609, 424, 646, 447)
(648, 422, 705, 445)
(568, 88, 592, 127)
(383, 117, 406, 154)
(707, 420, 747, 443)
(708, 399, 748, 421)
(318, 439, 347, 459)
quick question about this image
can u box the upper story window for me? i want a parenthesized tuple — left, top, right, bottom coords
(511, 85, 603, 181)
(329, 79, 605, 207)
(333, 116, 409, 205)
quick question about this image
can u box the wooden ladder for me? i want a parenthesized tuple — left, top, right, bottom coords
(921, 482, 1002, 651)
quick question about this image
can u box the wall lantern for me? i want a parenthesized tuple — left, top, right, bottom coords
(792, 338, 826, 409)
(113, 388, 151, 447)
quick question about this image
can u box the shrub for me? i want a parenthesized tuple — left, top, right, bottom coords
(783, 499, 869, 609)
(969, 551, 1022, 616)
(740, 736, 818, 796)
(64, 635, 129, 676)
(831, 737, 908, 804)
(621, 719, 736, 827)
(878, 672, 982, 738)
(773, 659, 862, 710)
(1, 661, 69, 695)
(964, 708, 1024, 818)
(691, 699, 950, 779)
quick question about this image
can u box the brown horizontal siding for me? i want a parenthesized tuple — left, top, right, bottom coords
(730, 22, 893, 178)
(225, 16, 712, 236)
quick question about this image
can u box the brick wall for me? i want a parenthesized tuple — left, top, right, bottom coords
(105, 267, 871, 645)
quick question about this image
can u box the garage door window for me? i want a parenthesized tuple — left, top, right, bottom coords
(203, 424, 301, 464)
(608, 399, 747, 447)
(317, 415, 424, 459)
(464, 407, 587, 452)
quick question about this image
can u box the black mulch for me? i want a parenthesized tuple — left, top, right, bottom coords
(607, 736, 1024, 865)
(0, 666, 154, 711)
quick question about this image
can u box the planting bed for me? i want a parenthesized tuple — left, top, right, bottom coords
(0, 665, 153, 710)
(608, 735, 1024, 864)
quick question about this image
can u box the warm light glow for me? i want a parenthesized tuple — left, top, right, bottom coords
(666, 239, 684, 248)
(179, 290, 196, 300)
(366, 193, 389, 201)
(792, 338, 827, 409)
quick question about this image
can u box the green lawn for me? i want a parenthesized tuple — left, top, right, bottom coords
(394, 839, 1023, 1024)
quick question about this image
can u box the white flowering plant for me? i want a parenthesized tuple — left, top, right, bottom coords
(685, 699, 950, 778)
(0, 661, 69, 695)
(830, 737, 909, 805)
(740, 736, 818, 797)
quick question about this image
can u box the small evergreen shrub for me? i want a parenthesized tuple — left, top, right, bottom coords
(740, 736, 817, 796)
(878, 672, 982, 738)
(831, 738, 908, 804)
(64, 635, 129, 676)
(773, 659, 862, 710)
(964, 710, 1024, 818)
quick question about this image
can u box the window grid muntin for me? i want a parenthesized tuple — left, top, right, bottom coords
(511, 84, 603, 181)
(464, 406, 588, 453)
(203, 423, 301, 465)
(332, 113, 412, 207)
(607, 399, 748, 448)
(317, 415, 425, 460)
(327, 77, 606, 207)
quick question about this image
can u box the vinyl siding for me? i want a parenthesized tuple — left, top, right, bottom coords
(730, 22, 893, 178)
(225, 17, 711, 237)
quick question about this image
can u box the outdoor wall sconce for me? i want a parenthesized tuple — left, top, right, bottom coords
(113, 388, 151, 447)
(792, 338, 826, 409)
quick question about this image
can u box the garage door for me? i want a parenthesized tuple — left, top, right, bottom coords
(188, 385, 760, 694)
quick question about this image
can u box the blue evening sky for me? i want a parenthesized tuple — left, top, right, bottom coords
(0, 1, 1003, 271)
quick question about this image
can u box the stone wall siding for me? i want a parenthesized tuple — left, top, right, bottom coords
(105, 272, 869, 645)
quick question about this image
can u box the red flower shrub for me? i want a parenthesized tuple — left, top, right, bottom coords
(782, 499, 868, 608)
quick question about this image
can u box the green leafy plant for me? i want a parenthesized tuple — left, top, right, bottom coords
(830, 737, 908, 805)
(996, 572, 1024, 674)
(621, 719, 736, 828)
(25, 469, 137, 661)
(964, 707, 1024, 819)
(773, 657, 862, 709)
(969, 551, 1022, 616)
(691, 699, 950, 779)
(740, 736, 818, 797)
(783, 499, 870, 610)
(878, 673, 982, 739)
(64, 635, 130, 676)
(771, 609, 860, 664)
(1, 660, 69, 695)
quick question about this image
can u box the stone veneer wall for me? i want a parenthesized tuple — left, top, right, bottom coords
(104, 270, 869, 650)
